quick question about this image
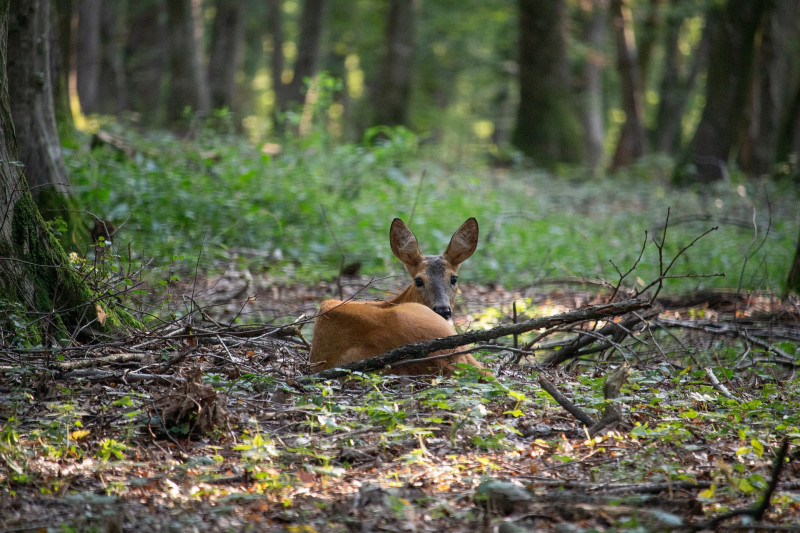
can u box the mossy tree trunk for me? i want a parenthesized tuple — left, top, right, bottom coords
(7, 0, 87, 248)
(0, 0, 131, 346)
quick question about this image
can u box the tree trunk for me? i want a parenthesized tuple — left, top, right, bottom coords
(372, 0, 418, 127)
(0, 0, 118, 345)
(577, 0, 606, 170)
(651, 3, 709, 155)
(97, 0, 128, 115)
(76, 0, 102, 115)
(279, 0, 325, 111)
(609, 0, 645, 170)
(678, 0, 767, 183)
(267, 0, 284, 107)
(512, 0, 583, 166)
(125, 1, 168, 125)
(166, 0, 210, 126)
(789, 228, 800, 295)
(738, 0, 800, 177)
(7, 0, 71, 206)
(51, 0, 76, 146)
(208, 0, 244, 110)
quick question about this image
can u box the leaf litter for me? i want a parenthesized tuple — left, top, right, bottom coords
(1, 272, 800, 531)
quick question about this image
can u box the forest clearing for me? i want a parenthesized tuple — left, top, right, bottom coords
(2, 0, 800, 531)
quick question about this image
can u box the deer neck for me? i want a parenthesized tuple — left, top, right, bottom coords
(383, 284, 422, 307)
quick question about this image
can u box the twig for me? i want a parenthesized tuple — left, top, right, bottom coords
(703, 366, 740, 402)
(538, 374, 596, 428)
(305, 299, 651, 380)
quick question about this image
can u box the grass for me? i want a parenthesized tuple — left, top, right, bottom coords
(67, 123, 800, 294)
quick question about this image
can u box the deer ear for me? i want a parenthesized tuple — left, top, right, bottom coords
(390, 218, 424, 268)
(443, 218, 478, 267)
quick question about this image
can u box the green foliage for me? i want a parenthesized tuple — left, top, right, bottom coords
(67, 126, 799, 294)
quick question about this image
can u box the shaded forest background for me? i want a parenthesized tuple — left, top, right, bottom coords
(6, 0, 800, 296)
(41, 0, 800, 178)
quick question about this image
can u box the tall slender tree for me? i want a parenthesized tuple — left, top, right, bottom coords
(609, 0, 645, 170)
(208, 0, 244, 110)
(512, 0, 583, 166)
(278, 0, 326, 111)
(678, 0, 767, 183)
(372, 0, 418, 128)
(166, 0, 210, 126)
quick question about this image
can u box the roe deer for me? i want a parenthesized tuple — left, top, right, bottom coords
(310, 218, 483, 375)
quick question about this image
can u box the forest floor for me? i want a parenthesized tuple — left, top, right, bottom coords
(2, 269, 800, 532)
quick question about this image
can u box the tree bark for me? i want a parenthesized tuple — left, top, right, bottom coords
(788, 227, 800, 295)
(166, 0, 210, 126)
(208, 0, 244, 110)
(97, 0, 128, 115)
(512, 0, 583, 166)
(651, 3, 709, 155)
(609, 0, 646, 170)
(372, 0, 418, 127)
(678, 0, 767, 183)
(0, 0, 112, 345)
(577, 0, 606, 170)
(76, 0, 102, 115)
(280, 0, 326, 111)
(51, 0, 76, 145)
(125, 0, 167, 125)
(738, 0, 800, 177)
(7, 0, 71, 202)
(268, 0, 285, 108)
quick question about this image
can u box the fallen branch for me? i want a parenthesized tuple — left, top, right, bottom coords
(543, 307, 660, 366)
(538, 374, 595, 428)
(307, 299, 651, 380)
(703, 366, 740, 402)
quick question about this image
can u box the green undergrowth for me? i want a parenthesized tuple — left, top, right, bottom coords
(66, 123, 800, 294)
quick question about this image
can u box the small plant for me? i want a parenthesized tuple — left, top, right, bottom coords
(96, 438, 127, 461)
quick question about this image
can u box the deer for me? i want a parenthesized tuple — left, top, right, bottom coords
(309, 218, 484, 376)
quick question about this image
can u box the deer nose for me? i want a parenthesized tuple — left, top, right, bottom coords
(433, 306, 452, 320)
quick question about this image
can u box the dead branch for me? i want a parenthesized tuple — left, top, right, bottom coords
(307, 299, 651, 380)
(543, 306, 660, 366)
(538, 374, 596, 428)
(703, 366, 740, 402)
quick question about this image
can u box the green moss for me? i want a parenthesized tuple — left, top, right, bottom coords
(34, 186, 91, 252)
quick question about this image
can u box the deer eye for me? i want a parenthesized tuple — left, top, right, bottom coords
(450, 275, 458, 285)
(414, 277, 424, 287)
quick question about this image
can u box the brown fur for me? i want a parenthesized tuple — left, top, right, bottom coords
(310, 218, 484, 376)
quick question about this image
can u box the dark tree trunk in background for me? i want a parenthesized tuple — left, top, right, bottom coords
(125, 1, 167, 125)
(789, 228, 800, 295)
(97, 1, 128, 115)
(268, 0, 285, 107)
(166, 0, 210, 126)
(636, 0, 663, 86)
(208, 0, 244, 110)
(679, 0, 767, 183)
(280, 0, 326, 111)
(738, 0, 800, 177)
(8, 0, 70, 201)
(609, 0, 645, 170)
(372, 0, 418, 127)
(512, 0, 583, 166)
(652, 3, 708, 155)
(577, 0, 606, 170)
(51, 0, 76, 143)
(76, 0, 102, 115)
